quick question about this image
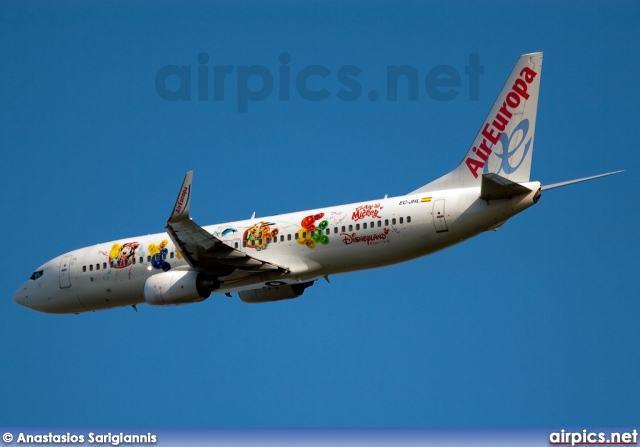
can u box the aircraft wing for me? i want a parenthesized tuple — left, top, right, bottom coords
(165, 172, 285, 276)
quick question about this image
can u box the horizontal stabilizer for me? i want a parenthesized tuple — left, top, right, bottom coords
(480, 173, 532, 200)
(541, 170, 624, 190)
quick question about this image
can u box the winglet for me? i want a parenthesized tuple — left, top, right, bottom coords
(169, 171, 193, 223)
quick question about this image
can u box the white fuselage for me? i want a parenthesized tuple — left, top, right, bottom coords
(14, 52, 550, 314)
(13, 183, 540, 314)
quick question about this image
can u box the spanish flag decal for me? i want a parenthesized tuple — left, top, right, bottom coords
(421, 197, 432, 203)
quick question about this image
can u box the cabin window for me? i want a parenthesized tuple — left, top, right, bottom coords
(132, 257, 136, 265)
(243, 240, 247, 247)
(392, 218, 397, 225)
(287, 234, 292, 241)
(341, 226, 346, 233)
(82, 266, 86, 273)
(385, 219, 389, 226)
(326, 228, 330, 235)
(89, 265, 93, 271)
(378, 220, 382, 227)
(281, 235, 284, 242)
(170, 252, 174, 259)
(348, 225, 353, 231)
(399, 217, 404, 224)
(235, 242, 239, 248)
(272, 237, 276, 244)
(311, 231, 315, 238)
(302, 232, 307, 239)
(356, 224, 360, 230)
(407, 216, 412, 223)
(96, 264, 100, 270)
(334, 227, 338, 234)
(266, 237, 271, 244)
(139, 256, 144, 264)
(363, 223, 367, 229)
(147, 256, 151, 262)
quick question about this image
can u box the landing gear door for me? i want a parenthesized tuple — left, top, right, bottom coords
(433, 199, 449, 233)
(59, 255, 72, 289)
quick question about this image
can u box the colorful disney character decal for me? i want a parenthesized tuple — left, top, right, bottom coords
(297, 213, 330, 249)
(243, 222, 279, 250)
(109, 242, 140, 268)
(148, 239, 171, 271)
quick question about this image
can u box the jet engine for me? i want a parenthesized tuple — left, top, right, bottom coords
(143, 270, 219, 306)
(239, 281, 314, 303)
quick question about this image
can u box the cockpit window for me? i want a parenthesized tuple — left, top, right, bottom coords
(30, 270, 44, 281)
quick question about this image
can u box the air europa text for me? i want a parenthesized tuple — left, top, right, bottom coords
(175, 187, 189, 214)
(465, 66, 537, 178)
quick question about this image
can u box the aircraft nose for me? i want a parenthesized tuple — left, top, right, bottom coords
(13, 282, 44, 312)
(13, 285, 25, 306)
(13, 282, 36, 311)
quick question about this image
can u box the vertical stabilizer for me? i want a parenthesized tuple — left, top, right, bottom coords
(411, 52, 543, 193)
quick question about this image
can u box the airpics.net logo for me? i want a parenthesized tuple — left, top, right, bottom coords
(155, 52, 484, 112)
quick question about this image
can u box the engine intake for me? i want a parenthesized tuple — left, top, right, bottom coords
(239, 281, 314, 303)
(144, 270, 219, 306)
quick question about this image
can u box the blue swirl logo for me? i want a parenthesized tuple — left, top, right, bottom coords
(484, 119, 532, 176)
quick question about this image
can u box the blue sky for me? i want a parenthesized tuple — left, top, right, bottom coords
(1, 1, 638, 427)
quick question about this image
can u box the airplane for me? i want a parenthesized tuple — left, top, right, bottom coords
(13, 52, 622, 314)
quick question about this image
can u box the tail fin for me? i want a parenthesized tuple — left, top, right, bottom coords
(411, 52, 543, 193)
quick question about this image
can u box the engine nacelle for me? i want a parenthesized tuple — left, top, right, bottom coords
(239, 281, 314, 303)
(143, 270, 219, 306)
